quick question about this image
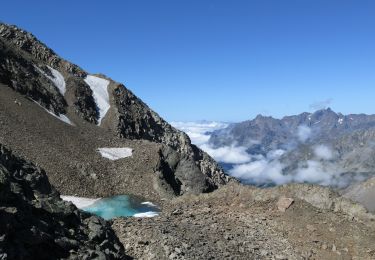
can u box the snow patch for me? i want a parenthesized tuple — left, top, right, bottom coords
(133, 211, 159, 218)
(61, 196, 100, 209)
(84, 75, 110, 125)
(141, 201, 158, 207)
(98, 147, 133, 160)
(33, 101, 73, 125)
(35, 65, 66, 95)
(338, 118, 344, 124)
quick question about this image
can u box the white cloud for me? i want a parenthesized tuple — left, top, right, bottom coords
(230, 158, 289, 186)
(297, 125, 311, 142)
(294, 160, 333, 185)
(200, 144, 252, 164)
(314, 145, 334, 160)
(171, 121, 228, 146)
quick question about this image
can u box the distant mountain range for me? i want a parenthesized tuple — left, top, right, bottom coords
(206, 108, 375, 209)
(209, 108, 375, 154)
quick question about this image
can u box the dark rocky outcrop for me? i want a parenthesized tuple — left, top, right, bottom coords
(0, 144, 127, 259)
(112, 84, 232, 193)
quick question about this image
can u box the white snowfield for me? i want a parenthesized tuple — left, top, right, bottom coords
(84, 75, 110, 125)
(35, 65, 66, 95)
(61, 196, 100, 208)
(133, 211, 159, 218)
(97, 147, 133, 160)
(33, 100, 74, 125)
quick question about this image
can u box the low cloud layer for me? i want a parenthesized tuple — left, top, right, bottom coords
(172, 121, 368, 189)
(199, 144, 252, 164)
(297, 125, 312, 142)
(171, 121, 228, 146)
(314, 145, 335, 160)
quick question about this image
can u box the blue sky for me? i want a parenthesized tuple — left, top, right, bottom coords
(2, 0, 375, 121)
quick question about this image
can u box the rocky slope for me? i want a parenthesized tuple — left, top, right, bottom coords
(0, 23, 231, 200)
(0, 144, 127, 259)
(112, 182, 375, 259)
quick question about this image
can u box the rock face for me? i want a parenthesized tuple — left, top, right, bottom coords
(0, 144, 127, 259)
(0, 22, 232, 198)
(111, 80, 232, 193)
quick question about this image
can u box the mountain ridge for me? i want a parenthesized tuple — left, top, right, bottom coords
(0, 22, 233, 200)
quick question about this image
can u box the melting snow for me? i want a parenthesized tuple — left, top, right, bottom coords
(141, 201, 158, 207)
(84, 75, 110, 125)
(133, 211, 159, 218)
(36, 65, 66, 95)
(33, 101, 73, 125)
(98, 147, 133, 160)
(61, 196, 100, 208)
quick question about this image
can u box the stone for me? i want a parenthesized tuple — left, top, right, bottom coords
(277, 197, 294, 212)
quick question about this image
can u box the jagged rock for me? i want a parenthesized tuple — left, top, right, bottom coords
(0, 144, 128, 259)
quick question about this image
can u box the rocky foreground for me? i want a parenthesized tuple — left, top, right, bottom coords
(113, 183, 375, 259)
(0, 144, 127, 259)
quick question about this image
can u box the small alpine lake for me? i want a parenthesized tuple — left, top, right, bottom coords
(62, 195, 160, 220)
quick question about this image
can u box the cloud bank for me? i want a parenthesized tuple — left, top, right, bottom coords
(172, 121, 367, 189)
(171, 121, 228, 146)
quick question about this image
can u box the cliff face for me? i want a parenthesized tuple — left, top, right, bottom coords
(0, 144, 127, 259)
(0, 23, 232, 198)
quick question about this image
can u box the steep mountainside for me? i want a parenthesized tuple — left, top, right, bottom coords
(0, 144, 127, 259)
(0, 23, 232, 201)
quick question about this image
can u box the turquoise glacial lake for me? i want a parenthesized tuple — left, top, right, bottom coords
(82, 195, 159, 220)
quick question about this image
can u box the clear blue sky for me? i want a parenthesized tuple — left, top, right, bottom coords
(2, 0, 375, 121)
